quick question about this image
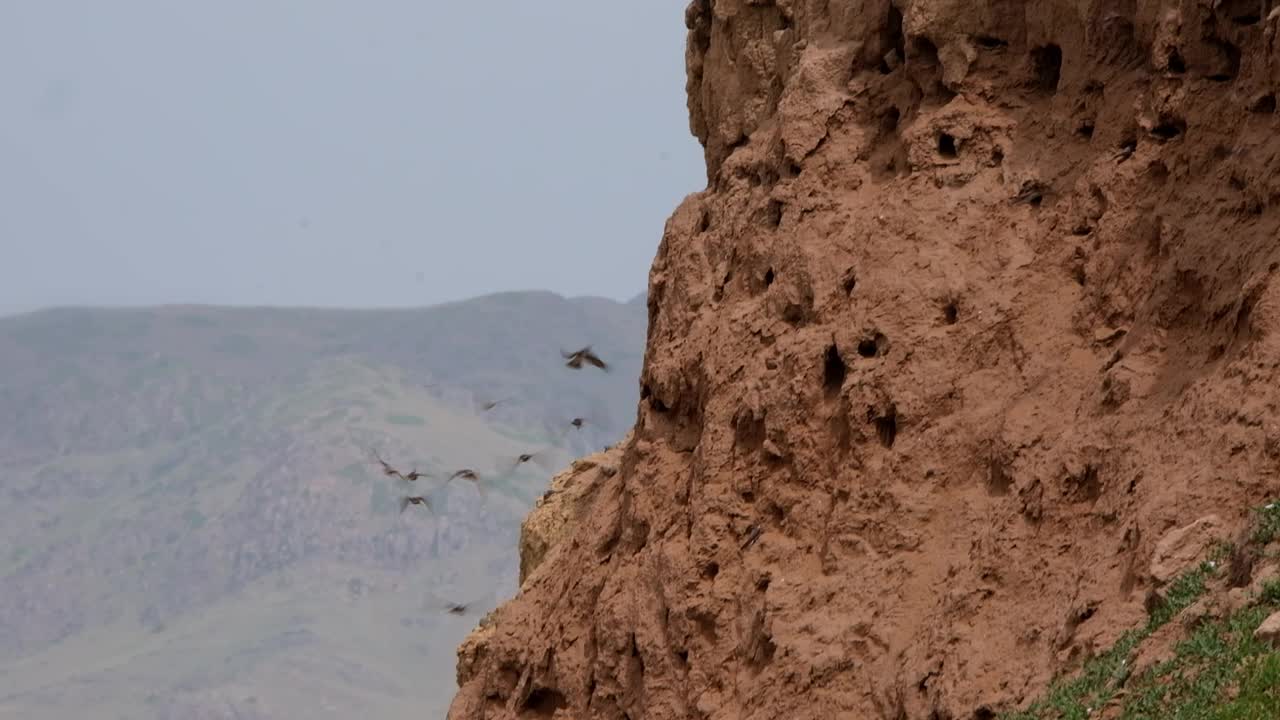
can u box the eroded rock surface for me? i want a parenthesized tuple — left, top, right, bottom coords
(450, 1, 1280, 718)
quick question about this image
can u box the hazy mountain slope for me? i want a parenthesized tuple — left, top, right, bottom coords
(0, 290, 645, 720)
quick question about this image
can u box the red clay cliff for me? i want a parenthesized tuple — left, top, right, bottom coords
(448, 1, 1280, 717)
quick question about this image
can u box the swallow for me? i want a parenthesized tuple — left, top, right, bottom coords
(480, 398, 509, 412)
(448, 469, 486, 498)
(371, 448, 407, 480)
(444, 602, 470, 615)
(510, 450, 554, 473)
(401, 468, 430, 482)
(562, 346, 609, 371)
(570, 417, 587, 429)
(400, 495, 432, 513)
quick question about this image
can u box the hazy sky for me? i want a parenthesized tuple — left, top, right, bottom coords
(0, 1, 705, 316)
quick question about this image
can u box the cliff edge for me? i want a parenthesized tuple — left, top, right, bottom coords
(449, 1, 1280, 717)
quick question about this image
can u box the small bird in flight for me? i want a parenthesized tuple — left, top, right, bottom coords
(447, 469, 486, 499)
(400, 495, 432, 513)
(480, 397, 509, 412)
(444, 602, 470, 615)
(510, 450, 555, 473)
(370, 449, 428, 481)
(562, 346, 609, 371)
(570, 417, 587, 429)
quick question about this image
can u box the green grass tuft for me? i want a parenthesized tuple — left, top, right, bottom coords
(1252, 501, 1280, 546)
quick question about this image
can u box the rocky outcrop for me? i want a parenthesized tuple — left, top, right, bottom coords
(518, 438, 628, 585)
(449, 1, 1280, 718)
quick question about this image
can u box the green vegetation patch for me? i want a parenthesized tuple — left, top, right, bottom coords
(1251, 502, 1280, 546)
(1003, 503, 1280, 720)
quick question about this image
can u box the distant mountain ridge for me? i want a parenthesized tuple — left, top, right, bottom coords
(0, 289, 647, 720)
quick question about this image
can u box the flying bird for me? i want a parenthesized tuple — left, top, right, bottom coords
(399, 495, 432, 513)
(562, 346, 609, 371)
(444, 602, 470, 615)
(370, 449, 428, 482)
(371, 449, 407, 480)
(480, 397, 509, 412)
(570, 417, 587, 429)
(448, 468, 486, 498)
(510, 450, 555, 473)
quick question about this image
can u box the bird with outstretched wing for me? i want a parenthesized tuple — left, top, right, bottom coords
(562, 346, 609, 371)
(399, 495, 433, 514)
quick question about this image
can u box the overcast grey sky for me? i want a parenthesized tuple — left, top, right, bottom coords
(0, 1, 704, 317)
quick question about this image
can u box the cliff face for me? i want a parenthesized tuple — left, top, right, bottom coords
(449, 1, 1280, 718)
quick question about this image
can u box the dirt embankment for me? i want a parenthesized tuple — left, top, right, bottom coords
(448, 1, 1280, 717)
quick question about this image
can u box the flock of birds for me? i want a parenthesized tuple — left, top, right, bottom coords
(366, 345, 610, 517)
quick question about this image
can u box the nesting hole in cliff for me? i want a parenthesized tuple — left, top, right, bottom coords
(857, 332, 888, 358)
(872, 405, 898, 448)
(756, 575, 771, 593)
(740, 490, 755, 503)
(842, 269, 858, 295)
(675, 648, 690, 668)
(943, 300, 959, 325)
(879, 5, 906, 74)
(763, 267, 775, 287)
(976, 35, 1008, 50)
(1167, 49, 1187, 74)
(523, 688, 568, 715)
(702, 561, 720, 580)
(1151, 117, 1186, 141)
(1250, 93, 1277, 113)
(1072, 262, 1088, 286)
(974, 707, 998, 720)
(823, 343, 847, 397)
(696, 210, 711, 234)
(1030, 44, 1063, 94)
(912, 36, 940, 64)
(1223, 0, 1263, 25)
(880, 106, 901, 135)
(937, 132, 958, 158)
(1076, 120, 1095, 139)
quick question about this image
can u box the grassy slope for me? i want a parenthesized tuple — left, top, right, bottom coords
(0, 291, 646, 719)
(1004, 503, 1280, 720)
